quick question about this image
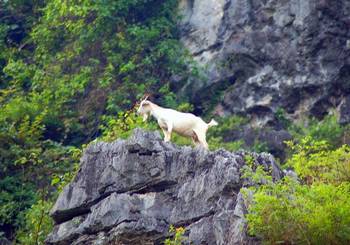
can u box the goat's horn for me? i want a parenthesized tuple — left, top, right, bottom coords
(141, 93, 150, 101)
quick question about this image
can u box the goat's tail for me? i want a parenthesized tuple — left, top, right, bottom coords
(207, 119, 219, 128)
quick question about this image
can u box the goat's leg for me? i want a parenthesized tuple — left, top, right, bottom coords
(200, 138, 209, 149)
(161, 128, 170, 142)
(164, 131, 171, 142)
(194, 130, 209, 149)
(164, 122, 173, 142)
(191, 137, 199, 146)
(192, 131, 201, 147)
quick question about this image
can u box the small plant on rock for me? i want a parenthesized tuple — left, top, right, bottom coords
(164, 225, 186, 245)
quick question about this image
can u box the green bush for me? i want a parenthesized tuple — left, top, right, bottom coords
(245, 178, 350, 245)
(288, 114, 345, 147)
(0, 177, 37, 236)
(250, 139, 269, 153)
(244, 138, 350, 245)
(207, 115, 247, 151)
(286, 137, 350, 185)
(16, 199, 54, 245)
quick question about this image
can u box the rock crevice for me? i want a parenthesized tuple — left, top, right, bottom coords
(46, 129, 281, 244)
(179, 0, 350, 124)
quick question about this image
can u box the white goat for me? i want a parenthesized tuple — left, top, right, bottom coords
(136, 99, 218, 149)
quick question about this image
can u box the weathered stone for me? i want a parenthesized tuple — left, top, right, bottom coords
(178, 0, 350, 124)
(46, 129, 282, 245)
(340, 95, 350, 124)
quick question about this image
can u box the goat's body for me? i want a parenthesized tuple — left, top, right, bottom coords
(153, 108, 207, 135)
(137, 100, 218, 149)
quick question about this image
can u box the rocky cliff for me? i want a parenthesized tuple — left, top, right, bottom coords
(46, 129, 282, 245)
(179, 0, 350, 126)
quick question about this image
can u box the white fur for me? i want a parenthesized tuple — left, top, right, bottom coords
(137, 100, 218, 149)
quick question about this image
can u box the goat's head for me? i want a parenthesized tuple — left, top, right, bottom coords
(136, 97, 152, 122)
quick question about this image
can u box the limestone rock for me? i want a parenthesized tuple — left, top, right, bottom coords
(46, 129, 282, 244)
(179, 0, 350, 124)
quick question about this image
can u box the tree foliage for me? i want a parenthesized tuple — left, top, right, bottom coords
(0, 0, 193, 241)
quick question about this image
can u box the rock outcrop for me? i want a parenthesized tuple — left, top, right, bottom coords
(179, 0, 350, 125)
(46, 129, 282, 245)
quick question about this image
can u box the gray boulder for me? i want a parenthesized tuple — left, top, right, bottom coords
(47, 129, 282, 245)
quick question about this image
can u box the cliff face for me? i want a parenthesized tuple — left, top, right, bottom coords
(46, 129, 282, 245)
(179, 0, 350, 126)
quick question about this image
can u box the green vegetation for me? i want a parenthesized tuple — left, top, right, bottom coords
(243, 135, 350, 245)
(16, 200, 54, 245)
(0, 0, 194, 242)
(164, 225, 186, 245)
(0, 0, 350, 244)
(286, 137, 350, 185)
(207, 115, 246, 151)
(288, 114, 346, 148)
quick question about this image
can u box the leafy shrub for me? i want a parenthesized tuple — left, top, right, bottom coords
(16, 200, 53, 245)
(250, 139, 269, 153)
(245, 177, 350, 245)
(244, 138, 350, 245)
(286, 137, 350, 185)
(100, 110, 158, 142)
(289, 114, 345, 147)
(208, 115, 248, 138)
(207, 115, 247, 151)
(164, 225, 186, 245)
(208, 136, 244, 151)
(0, 177, 37, 238)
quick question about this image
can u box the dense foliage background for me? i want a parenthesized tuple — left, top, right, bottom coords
(0, 0, 193, 242)
(0, 0, 349, 244)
